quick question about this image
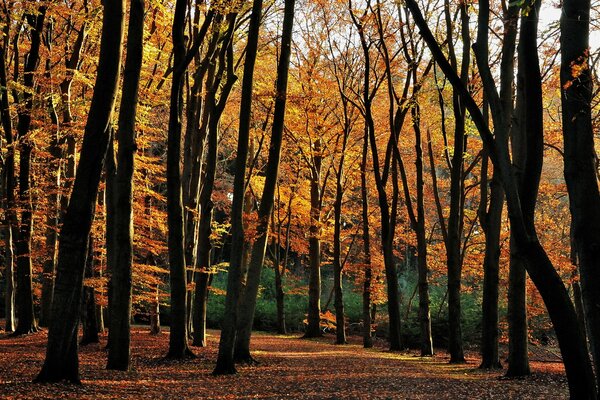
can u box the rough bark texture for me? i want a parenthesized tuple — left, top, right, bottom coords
(107, 0, 144, 370)
(35, 0, 124, 383)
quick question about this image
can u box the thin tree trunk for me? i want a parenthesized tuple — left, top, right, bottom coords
(40, 22, 61, 327)
(0, 18, 16, 333)
(479, 153, 504, 369)
(166, 2, 214, 359)
(360, 126, 373, 349)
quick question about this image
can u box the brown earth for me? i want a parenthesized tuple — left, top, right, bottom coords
(0, 327, 568, 399)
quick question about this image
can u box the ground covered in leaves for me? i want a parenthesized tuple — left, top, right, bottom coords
(0, 327, 568, 399)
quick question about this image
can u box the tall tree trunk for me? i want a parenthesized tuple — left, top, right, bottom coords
(235, 0, 296, 360)
(0, 18, 16, 333)
(192, 15, 237, 348)
(166, 0, 213, 359)
(305, 138, 323, 339)
(506, 2, 542, 377)
(35, 0, 125, 382)
(408, 0, 597, 396)
(444, 0, 469, 363)
(40, 22, 61, 327)
(80, 235, 99, 345)
(360, 127, 373, 349)
(107, 0, 144, 370)
(14, 7, 47, 336)
(213, 0, 263, 374)
(412, 107, 433, 356)
(479, 153, 504, 369)
(475, 0, 517, 371)
(561, 0, 600, 392)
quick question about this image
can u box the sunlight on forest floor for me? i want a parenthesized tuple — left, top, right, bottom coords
(0, 327, 568, 399)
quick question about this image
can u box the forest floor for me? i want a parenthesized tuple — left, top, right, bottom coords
(0, 326, 568, 399)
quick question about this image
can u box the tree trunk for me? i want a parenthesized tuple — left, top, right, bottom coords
(40, 28, 61, 328)
(14, 8, 47, 336)
(479, 155, 503, 369)
(561, 0, 600, 392)
(407, 0, 597, 396)
(443, 0, 469, 363)
(360, 127, 373, 349)
(150, 283, 161, 335)
(411, 106, 433, 356)
(107, 0, 144, 370)
(35, 0, 124, 382)
(235, 0, 296, 361)
(213, 0, 263, 374)
(305, 138, 323, 339)
(80, 236, 99, 346)
(0, 26, 16, 333)
(166, 1, 214, 360)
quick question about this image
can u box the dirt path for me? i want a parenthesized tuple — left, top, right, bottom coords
(0, 328, 568, 399)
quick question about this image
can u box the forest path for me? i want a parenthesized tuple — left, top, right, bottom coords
(0, 327, 567, 399)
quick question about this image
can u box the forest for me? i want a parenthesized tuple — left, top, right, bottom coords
(0, 0, 599, 397)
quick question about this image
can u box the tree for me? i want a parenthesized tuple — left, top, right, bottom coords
(214, 0, 264, 375)
(561, 0, 600, 392)
(35, 0, 125, 383)
(406, 0, 597, 396)
(165, 0, 213, 358)
(14, 6, 46, 335)
(107, 0, 145, 370)
(0, 1, 16, 333)
(235, 0, 297, 360)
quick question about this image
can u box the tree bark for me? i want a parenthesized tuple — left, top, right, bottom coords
(14, 7, 47, 336)
(234, 0, 295, 360)
(107, 0, 144, 370)
(80, 236, 99, 346)
(35, 0, 125, 382)
(561, 0, 600, 392)
(0, 17, 16, 333)
(407, 0, 597, 396)
(304, 138, 324, 339)
(213, 0, 263, 374)
(360, 126, 373, 349)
